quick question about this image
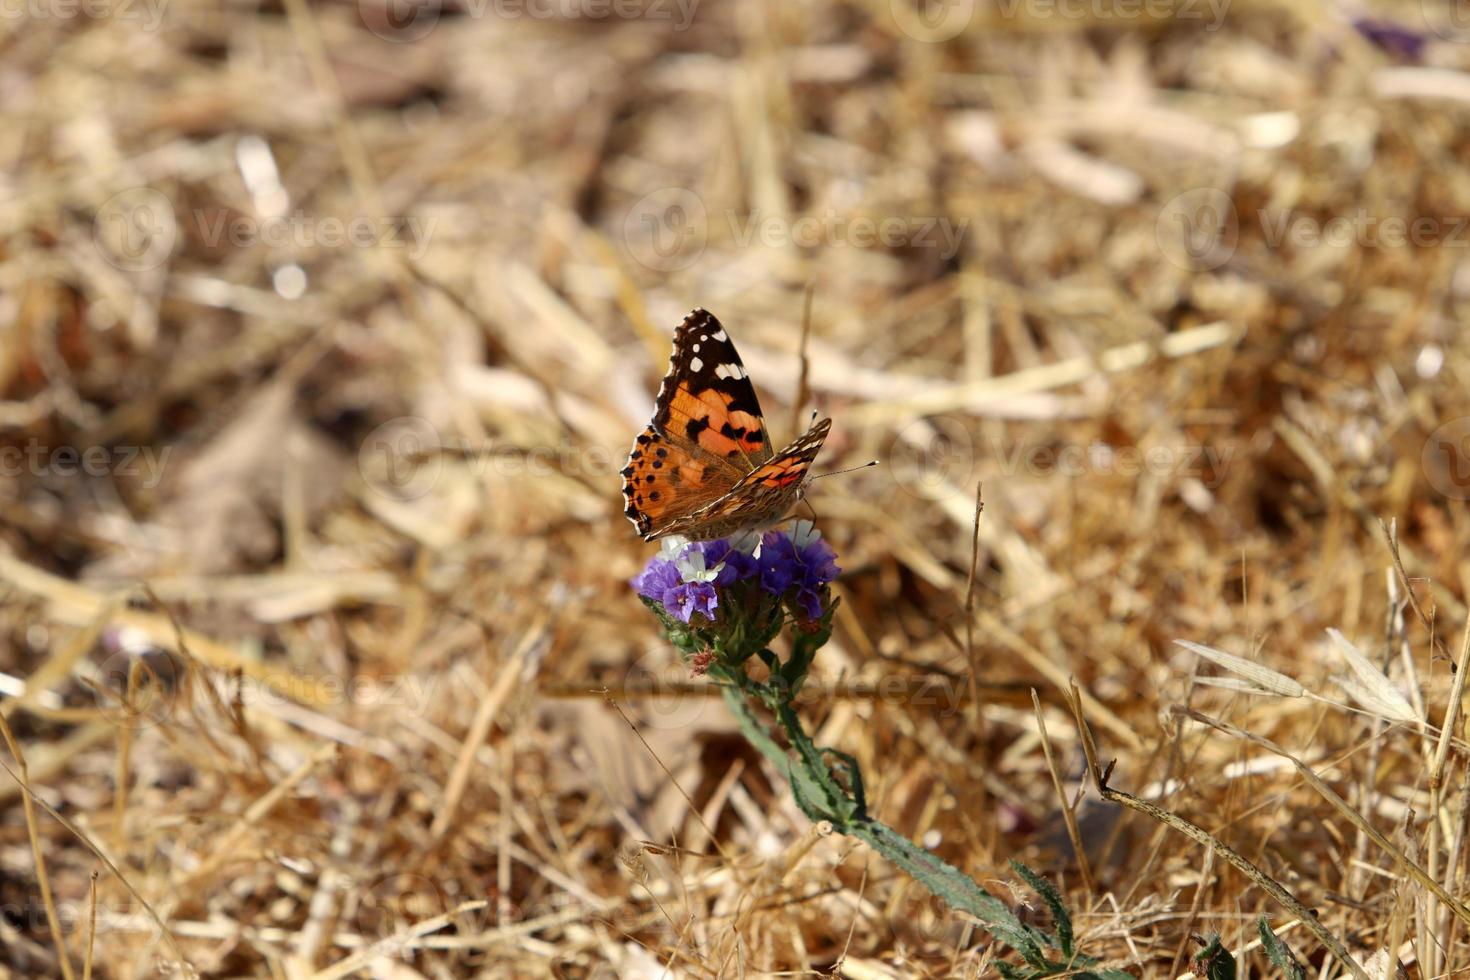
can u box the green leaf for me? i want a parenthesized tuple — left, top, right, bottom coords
(824, 747, 867, 817)
(1193, 934, 1236, 980)
(1257, 917, 1306, 980)
(849, 820, 1046, 965)
(1012, 861, 1070, 957)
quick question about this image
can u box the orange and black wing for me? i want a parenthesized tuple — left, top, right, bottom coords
(621, 309, 774, 539)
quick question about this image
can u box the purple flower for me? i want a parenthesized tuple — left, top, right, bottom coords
(694, 539, 758, 586)
(759, 534, 800, 595)
(793, 586, 824, 621)
(632, 522, 839, 627)
(632, 536, 727, 623)
(667, 581, 718, 622)
(633, 558, 681, 604)
(791, 524, 839, 584)
(756, 521, 840, 617)
(1353, 17, 1426, 60)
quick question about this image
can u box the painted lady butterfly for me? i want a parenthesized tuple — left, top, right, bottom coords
(622, 309, 830, 542)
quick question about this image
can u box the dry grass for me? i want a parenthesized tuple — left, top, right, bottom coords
(4, 0, 1470, 976)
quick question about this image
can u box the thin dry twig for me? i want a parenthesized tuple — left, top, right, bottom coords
(1064, 680, 1370, 980)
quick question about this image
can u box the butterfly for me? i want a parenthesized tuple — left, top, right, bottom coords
(621, 309, 831, 542)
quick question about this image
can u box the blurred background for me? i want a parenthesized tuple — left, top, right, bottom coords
(5, 0, 1470, 975)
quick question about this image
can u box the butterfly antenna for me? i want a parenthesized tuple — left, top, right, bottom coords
(811, 460, 879, 481)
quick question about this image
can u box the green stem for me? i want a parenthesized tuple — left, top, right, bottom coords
(711, 660, 1044, 962)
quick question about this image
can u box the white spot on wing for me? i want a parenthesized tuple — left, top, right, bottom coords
(715, 363, 744, 380)
(692, 344, 700, 352)
(690, 357, 704, 372)
(712, 330, 727, 341)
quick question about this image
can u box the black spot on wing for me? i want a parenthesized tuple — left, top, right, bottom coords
(703, 374, 762, 418)
(685, 416, 710, 441)
(663, 309, 764, 418)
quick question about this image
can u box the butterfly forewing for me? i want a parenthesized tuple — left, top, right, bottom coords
(655, 310, 772, 470)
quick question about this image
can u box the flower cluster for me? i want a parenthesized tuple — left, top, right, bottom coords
(633, 521, 840, 628)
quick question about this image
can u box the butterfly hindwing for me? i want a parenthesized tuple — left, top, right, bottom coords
(620, 424, 738, 538)
(737, 417, 830, 492)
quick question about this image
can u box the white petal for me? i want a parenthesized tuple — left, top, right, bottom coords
(789, 519, 821, 548)
(728, 530, 762, 554)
